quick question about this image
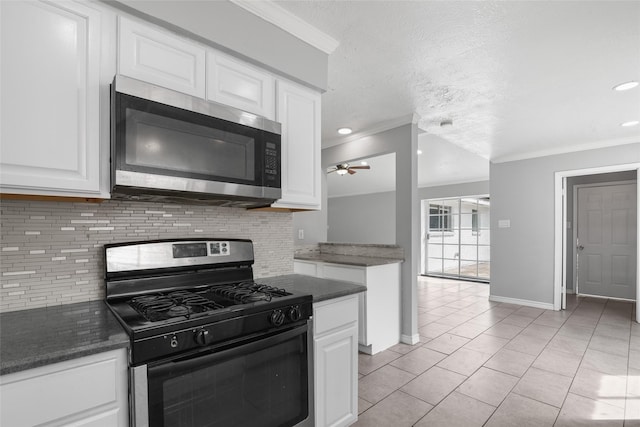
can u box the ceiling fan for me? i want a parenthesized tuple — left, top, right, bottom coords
(327, 163, 371, 176)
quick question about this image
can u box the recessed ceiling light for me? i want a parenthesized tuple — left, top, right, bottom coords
(621, 120, 639, 127)
(360, 161, 368, 165)
(417, 149, 423, 155)
(613, 81, 639, 91)
(337, 127, 352, 135)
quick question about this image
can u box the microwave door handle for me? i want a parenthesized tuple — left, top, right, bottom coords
(150, 323, 308, 377)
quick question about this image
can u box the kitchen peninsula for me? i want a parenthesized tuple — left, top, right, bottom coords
(294, 243, 404, 354)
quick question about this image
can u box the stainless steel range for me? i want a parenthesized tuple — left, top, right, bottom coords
(104, 239, 313, 427)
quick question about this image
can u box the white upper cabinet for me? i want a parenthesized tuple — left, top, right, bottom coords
(0, 0, 110, 198)
(207, 52, 275, 120)
(118, 16, 206, 98)
(273, 80, 322, 210)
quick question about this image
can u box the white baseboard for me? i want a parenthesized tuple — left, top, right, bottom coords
(400, 334, 420, 345)
(489, 295, 555, 310)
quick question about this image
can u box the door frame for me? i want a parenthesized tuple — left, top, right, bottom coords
(553, 163, 640, 322)
(572, 180, 637, 297)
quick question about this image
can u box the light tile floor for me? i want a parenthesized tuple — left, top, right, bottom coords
(354, 276, 639, 426)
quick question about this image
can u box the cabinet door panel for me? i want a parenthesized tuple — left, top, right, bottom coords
(119, 17, 205, 98)
(273, 80, 321, 209)
(314, 325, 358, 427)
(1, 359, 118, 426)
(207, 53, 275, 119)
(0, 0, 101, 194)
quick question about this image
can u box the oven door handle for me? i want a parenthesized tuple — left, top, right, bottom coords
(150, 323, 309, 376)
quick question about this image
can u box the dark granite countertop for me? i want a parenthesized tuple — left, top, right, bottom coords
(0, 300, 129, 376)
(295, 253, 404, 267)
(261, 274, 366, 302)
(0, 276, 362, 375)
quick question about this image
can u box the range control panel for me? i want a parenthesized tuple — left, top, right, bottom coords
(172, 241, 230, 258)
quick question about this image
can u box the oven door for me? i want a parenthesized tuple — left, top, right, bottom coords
(132, 322, 313, 427)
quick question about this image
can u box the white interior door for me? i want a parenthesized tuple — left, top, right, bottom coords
(577, 183, 637, 299)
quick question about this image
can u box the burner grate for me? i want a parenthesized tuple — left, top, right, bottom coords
(207, 281, 291, 304)
(130, 290, 223, 322)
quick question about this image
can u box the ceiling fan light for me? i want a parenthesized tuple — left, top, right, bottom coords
(613, 81, 639, 91)
(621, 120, 639, 127)
(336, 169, 348, 175)
(337, 127, 353, 135)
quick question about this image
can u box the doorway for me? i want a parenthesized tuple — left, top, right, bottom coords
(553, 163, 640, 322)
(575, 182, 637, 299)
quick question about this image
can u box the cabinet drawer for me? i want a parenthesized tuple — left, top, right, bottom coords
(293, 260, 318, 276)
(314, 295, 358, 336)
(1, 353, 121, 426)
(323, 264, 365, 284)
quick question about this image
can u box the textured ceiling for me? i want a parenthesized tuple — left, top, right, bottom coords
(327, 133, 490, 197)
(275, 1, 640, 162)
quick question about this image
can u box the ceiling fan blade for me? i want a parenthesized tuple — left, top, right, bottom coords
(327, 168, 338, 174)
(348, 165, 371, 170)
(348, 169, 356, 175)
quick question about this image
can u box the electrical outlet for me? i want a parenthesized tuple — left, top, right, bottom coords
(298, 229, 304, 240)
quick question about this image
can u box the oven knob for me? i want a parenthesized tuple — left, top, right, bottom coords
(270, 309, 285, 326)
(195, 329, 209, 346)
(288, 306, 302, 322)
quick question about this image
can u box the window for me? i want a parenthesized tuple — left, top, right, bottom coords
(429, 204, 452, 232)
(472, 209, 479, 232)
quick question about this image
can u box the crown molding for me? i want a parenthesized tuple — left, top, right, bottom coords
(323, 113, 421, 148)
(229, 0, 339, 54)
(492, 136, 640, 164)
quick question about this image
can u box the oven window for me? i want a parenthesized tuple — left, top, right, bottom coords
(147, 327, 309, 427)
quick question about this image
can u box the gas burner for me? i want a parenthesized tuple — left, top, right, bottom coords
(129, 290, 223, 322)
(207, 281, 291, 304)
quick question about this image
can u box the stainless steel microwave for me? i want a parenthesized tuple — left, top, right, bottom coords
(110, 75, 281, 207)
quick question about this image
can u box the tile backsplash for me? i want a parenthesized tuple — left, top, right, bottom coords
(0, 199, 293, 313)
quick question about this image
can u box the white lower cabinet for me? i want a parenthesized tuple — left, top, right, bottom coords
(296, 260, 401, 354)
(314, 295, 359, 427)
(0, 349, 128, 427)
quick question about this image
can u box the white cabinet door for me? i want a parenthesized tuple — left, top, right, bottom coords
(0, 349, 128, 427)
(118, 16, 205, 98)
(0, 0, 104, 197)
(314, 295, 358, 427)
(273, 80, 321, 210)
(207, 52, 275, 119)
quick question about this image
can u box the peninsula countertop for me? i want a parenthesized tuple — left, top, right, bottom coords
(294, 253, 404, 267)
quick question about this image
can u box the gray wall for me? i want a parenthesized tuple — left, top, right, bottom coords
(321, 180, 491, 246)
(323, 123, 420, 343)
(107, 0, 328, 90)
(293, 173, 328, 246)
(565, 170, 638, 292)
(327, 191, 396, 244)
(490, 142, 640, 306)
